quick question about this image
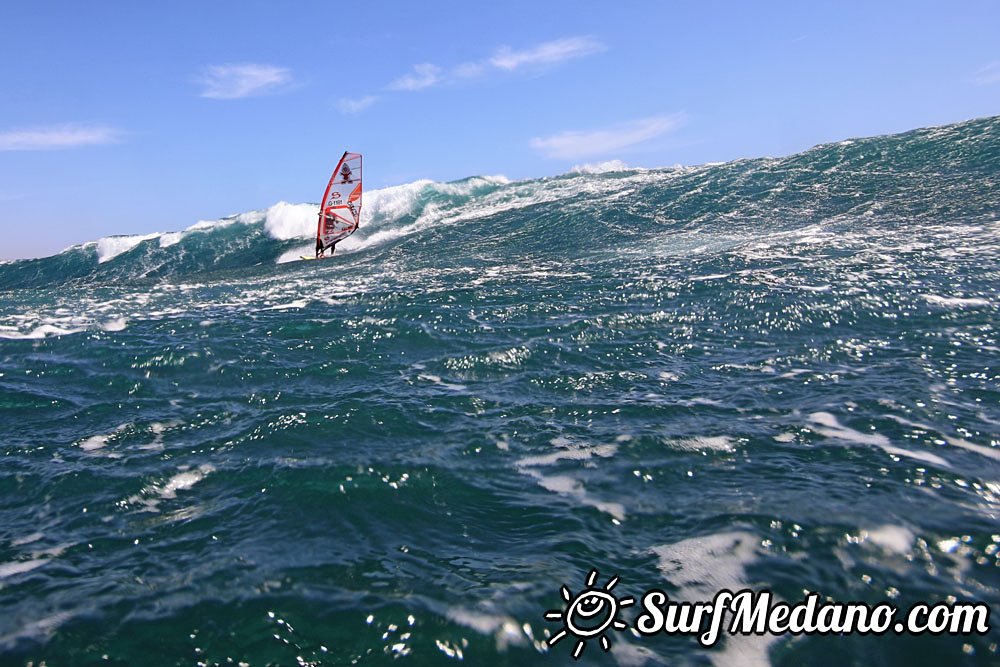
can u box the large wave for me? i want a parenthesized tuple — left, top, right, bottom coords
(0, 116, 997, 291)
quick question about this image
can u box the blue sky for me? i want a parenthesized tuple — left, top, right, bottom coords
(1, 1, 998, 259)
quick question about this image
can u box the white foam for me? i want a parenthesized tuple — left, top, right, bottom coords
(189, 217, 240, 231)
(135, 421, 172, 452)
(937, 537, 963, 554)
(0, 558, 49, 578)
(100, 317, 127, 332)
(653, 531, 757, 592)
(808, 412, 950, 467)
(651, 531, 776, 667)
(263, 201, 318, 240)
(417, 373, 467, 391)
(885, 414, 1000, 462)
(276, 246, 314, 264)
(522, 469, 626, 520)
(121, 464, 215, 513)
(941, 435, 1000, 461)
(10, 532, 44, 547)
(446, 609, 515, 635)
(515, 443, 624, 520)
(79, 435, 107, 451)
(570, 159, 630, 174)
(158, 231, 186, 247)
(666, 436, 735, 452)
(96, 233, 159, 263)
(515, 444, 617, 467)
(261, 299, 309, 311)
(0, 609, 76, 647)
(338, 197, 449, 255)
(921, 294, 990, 308)
(100, 215, 241, 255)
(862, 525, 915, 555)
(366, 179, 434, 220)
(158, 468, 209, 499)
(434, 174, 509, 195)
(0, 321, 88, 339)
(808, 412, 890, 447)
(77, 424, 130, 453)
(445, 609, 525, 651)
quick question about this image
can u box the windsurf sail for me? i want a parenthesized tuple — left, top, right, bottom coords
(316, 151, 363, 253)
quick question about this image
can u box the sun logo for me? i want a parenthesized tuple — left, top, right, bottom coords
(544, 569, 635, 659)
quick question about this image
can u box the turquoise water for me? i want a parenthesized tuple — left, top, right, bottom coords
(1, 117, 999, 665)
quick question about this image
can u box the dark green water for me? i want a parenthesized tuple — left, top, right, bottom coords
(1, 117, 999, 665)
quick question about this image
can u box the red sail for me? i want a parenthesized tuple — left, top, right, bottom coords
(316, 152, 362, 251)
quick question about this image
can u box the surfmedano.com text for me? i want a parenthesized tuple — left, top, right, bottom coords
(634, 589, 990, 647)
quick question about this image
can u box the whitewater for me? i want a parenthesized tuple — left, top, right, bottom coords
(1, 116, 998, 665)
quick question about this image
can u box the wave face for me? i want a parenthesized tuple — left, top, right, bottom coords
(1, 117, 999, 664)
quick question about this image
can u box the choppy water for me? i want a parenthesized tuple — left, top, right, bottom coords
(1, 117, 999, 665)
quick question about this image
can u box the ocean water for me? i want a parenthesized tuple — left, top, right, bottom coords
(1, 117, 999, 665)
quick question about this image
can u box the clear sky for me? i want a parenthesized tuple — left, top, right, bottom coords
(1, 1, 998, 259)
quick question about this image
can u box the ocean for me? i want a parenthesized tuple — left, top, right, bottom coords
(1, 116, 998, 665)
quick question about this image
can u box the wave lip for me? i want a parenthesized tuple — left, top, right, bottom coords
(96, 234, 161, 263)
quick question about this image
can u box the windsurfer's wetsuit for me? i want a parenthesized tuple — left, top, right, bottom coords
(315, 236, 337, 258)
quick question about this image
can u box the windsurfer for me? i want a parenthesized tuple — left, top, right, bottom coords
(315, 235, 340, 258)
(315, 236, 338, 258)
(309, 152, 361, 261)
